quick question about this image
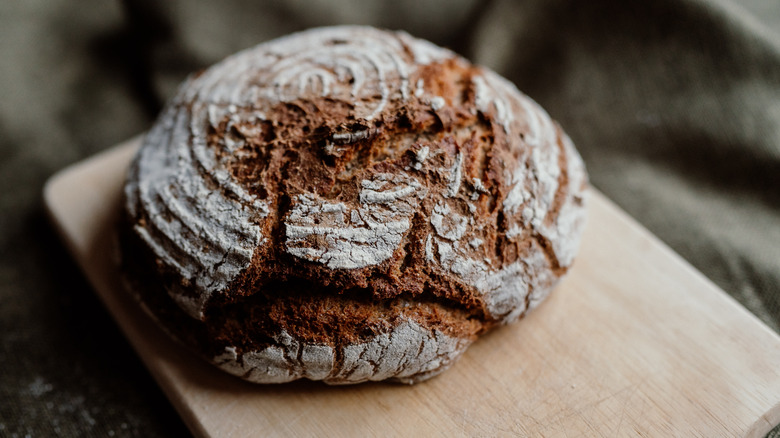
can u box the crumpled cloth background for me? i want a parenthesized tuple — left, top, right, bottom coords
(1, 0, 778, 436)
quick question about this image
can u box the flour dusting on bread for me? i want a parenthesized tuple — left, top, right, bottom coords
(119, 26, 588, 384)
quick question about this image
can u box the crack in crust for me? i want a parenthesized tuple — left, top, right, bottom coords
(119, 26, 588, 385)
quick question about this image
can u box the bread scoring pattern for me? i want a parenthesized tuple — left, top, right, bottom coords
(121, 26, 588, 384)
(125, 27, 453, 319)
(285, 172, 427, 270)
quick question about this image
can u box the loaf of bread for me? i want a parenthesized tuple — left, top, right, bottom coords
(118, 26, 588, 384)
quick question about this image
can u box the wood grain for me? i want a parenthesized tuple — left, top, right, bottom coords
(44, 136, 780, 437)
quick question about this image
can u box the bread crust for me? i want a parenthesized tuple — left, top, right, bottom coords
(119, 26, 588, 384)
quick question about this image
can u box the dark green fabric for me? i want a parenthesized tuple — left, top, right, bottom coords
(1, 0, 778, 436)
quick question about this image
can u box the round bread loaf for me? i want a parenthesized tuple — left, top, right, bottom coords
(118, 26, 588, 384)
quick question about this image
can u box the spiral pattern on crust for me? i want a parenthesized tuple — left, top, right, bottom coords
(121, 26, 588, 384)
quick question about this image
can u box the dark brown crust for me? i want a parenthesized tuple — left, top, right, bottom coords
(118, 33, 587, 381)
(119, 213, 483, 359)
(214, 60, 505, 312)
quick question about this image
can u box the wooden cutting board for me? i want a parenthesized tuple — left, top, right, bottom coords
(44, 136, 780, 437)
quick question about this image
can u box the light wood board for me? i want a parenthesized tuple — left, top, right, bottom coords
(44, 136, 780, 437)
